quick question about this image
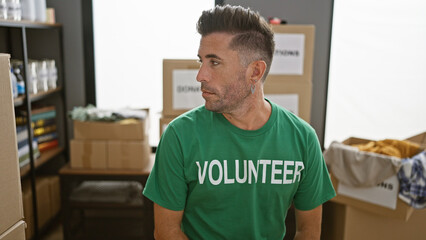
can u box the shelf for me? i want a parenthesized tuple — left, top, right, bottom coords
(69, 201, 144, 209)
(14, 87, 62, 107)
(59, 153, 155, 177)
(20, 146, 64, 177)
(0, 19, 61, 29)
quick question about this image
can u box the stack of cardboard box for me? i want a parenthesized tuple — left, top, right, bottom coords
(264, 24, 315, 123)
(0, 54, 26, 239)
(70, 113, 151, 170)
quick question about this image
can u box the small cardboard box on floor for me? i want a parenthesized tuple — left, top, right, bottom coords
(0, 53, 25, 239)
(21, 176, 60, 240)
(322, 132, 426, 240)
(323, 201, 426, 240)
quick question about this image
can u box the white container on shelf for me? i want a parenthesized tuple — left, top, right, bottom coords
(6, 0, 21, 21)
(47, 59, 57, 89)
(0, 0, 7, 20)
(34, 0, 45, 22)
(37, 60, 48, 92)
(21, 0, 35, 21)
(28, 60, 38, 94)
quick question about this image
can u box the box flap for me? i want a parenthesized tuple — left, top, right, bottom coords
(0, 220, 26, 240)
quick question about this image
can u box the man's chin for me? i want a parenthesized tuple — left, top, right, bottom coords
(204, 102, 221, 113)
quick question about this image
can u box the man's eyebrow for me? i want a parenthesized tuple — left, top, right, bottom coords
(198, 54, 223, 60)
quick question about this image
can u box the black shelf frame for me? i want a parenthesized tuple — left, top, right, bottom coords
(1, 20, 69, 240)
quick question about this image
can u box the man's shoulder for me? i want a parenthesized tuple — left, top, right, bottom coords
(168, 105, 212, 129)
(270, 101, 315, 134)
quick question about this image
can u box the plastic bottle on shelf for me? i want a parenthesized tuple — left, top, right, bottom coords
(6, 0, 21, 21)
(20, 0, 35, 21)
(34, 0, 45, 22)
(28, 60, 38, 94)
(10, 67, 18, 98)
(0, 0, 7, 20)
(47, 59, 57, 89)
(13, 61, 25, 96)
(37, 60, 48, 92)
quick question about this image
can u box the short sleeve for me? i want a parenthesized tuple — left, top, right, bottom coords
(293, 129, 336, 210)
(143, 125, 188, 211)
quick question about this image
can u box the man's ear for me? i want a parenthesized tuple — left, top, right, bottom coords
(249, 60, 267, 82)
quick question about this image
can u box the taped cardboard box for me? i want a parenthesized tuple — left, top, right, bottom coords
(163, 59, 204, 116)
(322, 201, 426, 240)
(264, 80, 312, 123)
(21, 177, 52, 239)
(328, 132, 426, 221)
(70, 140, 107, 169)
(0, 53, 24, 235)
(73, 109, 149, 140)
(47, 176, 61, 218)
(267, 24, 315, 84)
(0, 220, 26, 240)
(108, 139, 151, 170)
(21, 184, 33, 240)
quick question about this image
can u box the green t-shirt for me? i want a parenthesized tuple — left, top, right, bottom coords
(143, 100, 335, 240)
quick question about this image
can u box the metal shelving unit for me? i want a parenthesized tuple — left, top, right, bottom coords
(0, 19, 68, 240)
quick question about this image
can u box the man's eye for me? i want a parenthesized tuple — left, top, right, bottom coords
(211, 60, 219, 66)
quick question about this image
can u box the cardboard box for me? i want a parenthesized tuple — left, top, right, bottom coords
(74, 118, 148, 141)
(328, 133, 426, 221)
(267, 24, 315, 84)
(108, 139, 151, 170)
(323, 202, 426, 240)
(0, 53, 25, 234)
(70, 140, 108, 169)
(22, 177, 53, 239)
(163, 59, 204, 116)
(21, 183, 33, 240)
(406, 131, 426, 149)
(330, 173, 414, 221)
(0, 220, 26, 240)
(159, 116, 177, 137)
(47, 176, 61, 217)
(264, 80, 312, 123)
(34, 177, 51, 231)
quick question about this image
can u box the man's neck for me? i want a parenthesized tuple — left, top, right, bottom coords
(222, 94, 271, 131)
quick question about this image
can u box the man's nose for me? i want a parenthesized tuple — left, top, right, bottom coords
(196, 64, 208, 83)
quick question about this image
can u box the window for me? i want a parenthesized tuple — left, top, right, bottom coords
(92, 0, 214, 146)
(325, 0, 426, 147)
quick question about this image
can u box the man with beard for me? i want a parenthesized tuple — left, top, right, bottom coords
(143, 5, 335, 240)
